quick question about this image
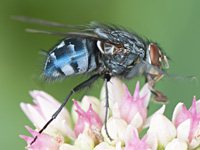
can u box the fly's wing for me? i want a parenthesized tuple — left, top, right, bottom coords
(12, 16, 85, 30)
(25, 28, 108, 42)
(13, 16, 138, 46)
(13, 16, 123, 46)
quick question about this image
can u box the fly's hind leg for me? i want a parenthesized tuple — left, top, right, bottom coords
(30, 74, 100, 145)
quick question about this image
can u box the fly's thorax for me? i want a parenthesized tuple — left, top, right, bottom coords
(96, 40, 145, 77)
(44, 38, 98, 80)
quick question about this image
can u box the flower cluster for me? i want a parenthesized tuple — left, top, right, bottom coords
(20, 78, 200, 150)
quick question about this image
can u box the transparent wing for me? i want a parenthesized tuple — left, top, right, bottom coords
(26, 28, 110, 42)
(12, 16, 85, 30)
(13, 16, 128, 45)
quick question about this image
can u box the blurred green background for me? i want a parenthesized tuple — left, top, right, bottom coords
(1, 0, 200, 149)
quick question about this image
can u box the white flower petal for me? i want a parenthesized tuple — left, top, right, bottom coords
(35, 93, 72, 130)
(74, 132, 94, 150)
(189, 124, 200, 149)
(172, 103, 184, 125)
(20, 103, 46, 128)
(124, 124, 136, 145)
(71, 101, 81, 123)
(112, 102, 121, 118)
(61, 120, 76, 140)
(147, 114, 176, 148)
(130, 112, 143, 129)
(146, 133, 158, 150)
(99, 101, 106, 122)
(177, 119, 191, 143)
(31, 91, 71, 124)
(93, 142, 115, 150)
(115, 142, 122, 150)
(196, 99, 200, 113)
(102, 117, 127, 146)
(139, 83, 151, 108)
(100, 77, 124, 112)
(143, 105, 165, 129)
(81, 96, 100, 114)
(189, 138, 200, 150)
(165, 138, 187, 150)
(59, 144, 80, 150)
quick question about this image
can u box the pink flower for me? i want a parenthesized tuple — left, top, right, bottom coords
(119, 81, 165, 131)
(73, 99, 103, 139)
(71, 96, 101, 124)
(20, 126, 63, 150)
(120, 82, 149, 124)
(20, 90, 75, 140)
(124, 127, 151, 150)
(172, 96, 200, 149)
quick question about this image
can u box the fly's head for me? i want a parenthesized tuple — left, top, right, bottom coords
(145, 43, 169, 103)
(146, 43, 169, 70)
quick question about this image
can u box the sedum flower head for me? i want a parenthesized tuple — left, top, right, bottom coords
(73, 99, 102, 143)
(20, 78, 200, 150)
(172, 96, 200, 149)
(20, 90, 75, 141)
(119, 82, 149, 132)
(20, 126, 63, 150)
(124, 127, 151, 150)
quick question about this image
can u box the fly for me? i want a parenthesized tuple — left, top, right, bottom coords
(14, 16, 188, 144)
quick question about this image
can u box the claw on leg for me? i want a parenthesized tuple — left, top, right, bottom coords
(146, 73, 168, 103)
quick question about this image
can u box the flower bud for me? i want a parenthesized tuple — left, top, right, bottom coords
(124, 127, 151, 150)
(20, 90, 75, 140)
(147, 114, 176, 148)
(73, 100, 102, 138)
(172, 96, 200, 149)
(74, 124, 95, 150)
(20, 126, 62, 150)
(120, 82, 148, 125)
(71, 96, 100, 123)
(165, 139, 187, 150)
(102, 117, 127, 146)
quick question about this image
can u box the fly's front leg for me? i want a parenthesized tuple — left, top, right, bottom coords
(146, 73, 167, 102)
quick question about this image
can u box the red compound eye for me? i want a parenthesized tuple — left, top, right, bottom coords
(150, 44, 160, 65)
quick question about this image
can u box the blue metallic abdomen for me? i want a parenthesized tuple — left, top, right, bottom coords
(44, 38, 98, 79)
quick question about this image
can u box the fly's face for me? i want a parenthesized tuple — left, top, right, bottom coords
(145, 43, 169, 102)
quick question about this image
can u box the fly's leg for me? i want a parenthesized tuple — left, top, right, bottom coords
(104, 75, 113, 141)
(146, 73, 167, 102)
(31, 74, 100, 145)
